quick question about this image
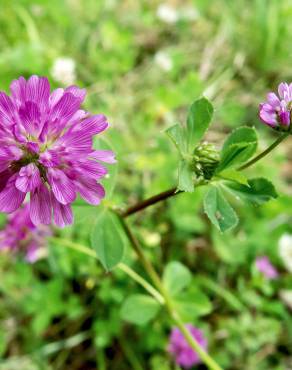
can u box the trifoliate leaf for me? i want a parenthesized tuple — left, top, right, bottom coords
(217, 127, 257, 172)
(163, 261, 192, 296)
(204, 186, 238, 232)
(225, 177, 278, 205)
(173, 286, 212, 321)
(120, 294, 160, 325)
(222, 126, 258, 151)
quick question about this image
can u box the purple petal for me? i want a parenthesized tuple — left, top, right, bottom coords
(30, 184, 52, 225)
(39, 150, 61, 167)
(0, 169, 12, 192)
(18, 101, 41, 136)
(76, 114, 108, 135)
(50, 92, 82, 123)
(0, 92, 16, 126)
(278, 82, 290, 100)
(56, 131, 92, 153)
(15, 164, 42, 192)
(26, 75, 50, 109)
(26, 142, 40, 154)
(66, 109, 87, 128)
(65, 86, 86, 102)
(75, 178, 105, 205)
(10, 76, 27, 107)
(0, 146, 22, 172)
(261, 103, 274, 113)
(49, 88, 64, 108)
(0, 175, 26, 213)
(90, 150, 116, 163)
(267, 93, 280, 108)
(259, 108, 277, 126)
(51, 195, 73, 227)
(279, 111, 290, 126)
(289, 83, 292, 97)
(77, 160, 107, 179)
(48, 168, 76, 205)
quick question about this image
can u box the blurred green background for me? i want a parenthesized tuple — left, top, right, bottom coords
(0, 0, 292, 369)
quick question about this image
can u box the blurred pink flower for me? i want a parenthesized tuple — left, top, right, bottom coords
(255, 256, 278, 280)
(168, 324, 207, 368)
(0, 204, 50, 263)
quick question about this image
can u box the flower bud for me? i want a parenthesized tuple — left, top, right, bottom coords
(191, 142, 219, 180)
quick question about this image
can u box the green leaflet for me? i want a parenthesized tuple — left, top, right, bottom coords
(120, 294, 160, 325)
(91, 210, 125, 271)
(204, 186, 238, 232)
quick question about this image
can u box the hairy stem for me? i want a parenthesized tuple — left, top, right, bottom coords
(117, 217, 223, 370)
(50, 237, 163, 304)
(121, 133, 289, 218)
(121, 187, 180, 217)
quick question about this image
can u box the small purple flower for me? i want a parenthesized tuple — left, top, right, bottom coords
(168, 324, 207, 368)
(255, 256, 278, 280)
(0, 76, 116, 227)
(259, 82, 292, 130)
(0, 204, 50, 262)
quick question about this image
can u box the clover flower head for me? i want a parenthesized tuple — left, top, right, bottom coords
(168, 324, 207, 368)
(0, 75, 116, 227)
(255, 256, 278, 280)
(0, 204, 50, 262)
(259, 82, 292, 130)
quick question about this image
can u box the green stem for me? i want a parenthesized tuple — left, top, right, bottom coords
(117, 217, 223, 370)
(97, 349, 106, 370)
(171, 314, 222, 370)
(49, 237, 163, 304)
(117, 218, 166, 296)
(118, 263, 164, 304)
(50, 237, 97, 258)
(120, 133, 289, 219)
(237, 132, 289, 171)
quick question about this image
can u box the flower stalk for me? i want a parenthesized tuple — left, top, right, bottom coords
(237, 132, 289, 171)
(117, 216, 223, 370)
(122, 132, 290, 218)
(50, 237, 164, 304)
(50, 231, 223, 370)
